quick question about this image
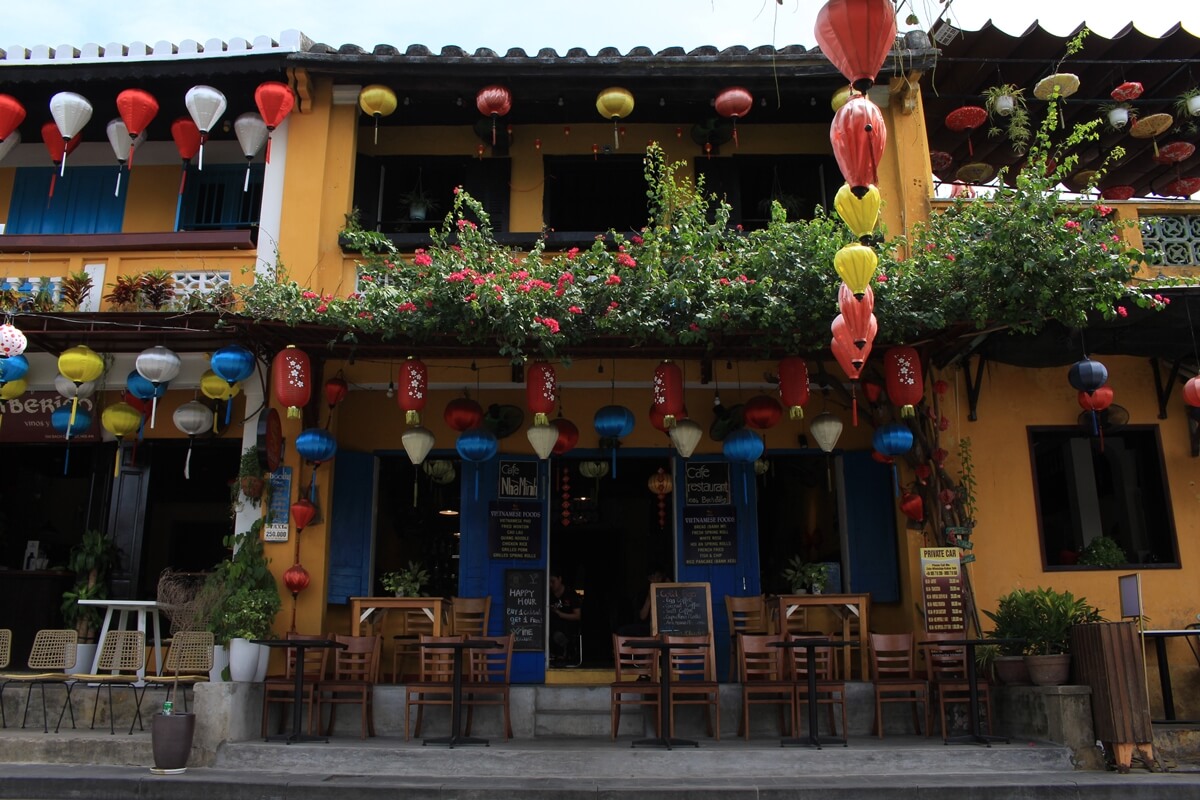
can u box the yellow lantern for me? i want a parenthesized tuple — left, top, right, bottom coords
(831, 85, 854, 112)
(102, 401, 144, 476)
(0, 377, 27, 432)
(200, 368, 241, 430)
(833, 243, 878, 297)
(834, 183, 881, 240)
(595, 86, 634, 149)
(58, 344, 105, 427)
(358, 84, 398, 145)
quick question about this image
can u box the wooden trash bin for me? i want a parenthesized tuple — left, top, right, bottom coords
(1070, 621, 1156, 772)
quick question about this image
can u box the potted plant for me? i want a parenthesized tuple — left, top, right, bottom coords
(983, 84, 1031, 154)
(381, 560, 429, 597)
(1100, 101, 1135, 131)
(399, 169, 438, 221)
(233, 445, 266, 505)
(1078, 535, 1127, 567)
(221, 585, 281, 682)
(983, 588, 1034, 685)
(1019, 587, 1102, 686)
(205, 521, 281, 681)
(60, 529, 120, 670)
(782, 555, 829, 594)
(1176, 88, 1200, 119)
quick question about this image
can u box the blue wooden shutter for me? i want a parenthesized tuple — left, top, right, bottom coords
(7, 166, 126, 234)
(326, 451, 377, 604)
(842, 451, 900, 602)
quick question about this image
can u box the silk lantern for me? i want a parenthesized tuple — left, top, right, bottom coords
(814, 0, 898, 92)
(102, 401, 142, 476)
(873, 421, 913, 495)
(291, 497, 318, 533)
(211, 344, 256, 424)
(839, 283, 875, 347)
(49, 92, 92, 175)
(0, 95, 26, 142)
(527, 423, 558, 460)
(358, 84, 398, 145)
(552, 418, 580, 455)
(652, 361, 684, 430)
(185, 85, 227, 170)
(1079, 385, 1115, 438)
(668, 418, 703, 458)
(830, 95, 886, 199)
(105, 119, 146, 197)
(647, 468, 673, 528)
(0, 130, 20, 165)
(526, 362, 557, 425)
(457, 427, 499, 499)
(255, 81, 295, 163)
(594, 404, 636, 475)
(714, 86, 753, 148)
(834, 182, 881, 240)
(476, 85, 512, 146)
(1068, 357, 1108, 395)
(399, 358, 428, 425)
(55, 373, 97, 405)
(778, 356, 809, 420)
(401, 425, 436, 466)
(170, 117, 201, 201)
(0, 353, 29, 384)
(234, 113, 268, 191)
(58, 344, 105, 428)
(0, 323, 27, 357)
(296, 427, 337, 500)
(201, 369, 240, 431)
(810, 412, 845, 454)
(136, 345, 182, 428)
(444, 396, 484, 432)
(900, 491, 925, 523)
(51, 405, 91, 474)
(724, 428, 765, 501)
(115, 88, 158, 169)
(884, 346, 923, 417)
(0, 377, 28, 430)
(743, 395, 783, 430)
(324, 375, 349, 423)
(834, 243, 878, 296)
(173, 399, 213, 478)
(283, 561, 310, 633)
(1184, 376, 1200, 408)
(40, 121, 82, 199)
(273, 345, 312, 419)
(595, 87, 634, 149)
(832, 314, 873, 362)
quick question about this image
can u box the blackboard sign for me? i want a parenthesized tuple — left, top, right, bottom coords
(488, 501, 543, 560)
(504, 569, 546, 651)
(684, 463, 731, 506)
(651, 582, 713, 637)
(682, 505, 738, 565)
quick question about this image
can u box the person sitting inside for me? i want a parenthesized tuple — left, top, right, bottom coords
(618, 564, 669, 638)
(549, 569, 582, 666)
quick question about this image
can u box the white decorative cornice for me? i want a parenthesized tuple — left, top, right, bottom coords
(0, 29, 311, 67)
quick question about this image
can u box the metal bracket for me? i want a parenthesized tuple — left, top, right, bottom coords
(962, 353, 986, 422)
(1150, 357, 1183, 420)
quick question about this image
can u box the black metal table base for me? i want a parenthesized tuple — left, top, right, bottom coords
(421, 640, 500, 749)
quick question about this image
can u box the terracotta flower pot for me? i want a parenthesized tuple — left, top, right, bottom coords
(1024, 653, 1071, 686)
(240, 476, 265, 499)
(994, 655, 1030, 685)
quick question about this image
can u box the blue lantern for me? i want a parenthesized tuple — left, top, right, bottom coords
(723, 428, 766, 501)
(211, 345, 256, 385)
(873, 423, 913, 457)
(594, 405, 635, 475)
(0, 354, 29, 385)
(457, 428, 499, 499)
(52, 405, 92, 474)
(296, 427, 338, 500)
(1068, 357, 1108, 395)
(127, 370, 167, 400)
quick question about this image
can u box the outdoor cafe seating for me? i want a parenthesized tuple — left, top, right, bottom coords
(260, 632, 331, 737)
(319, 634, 381, 739)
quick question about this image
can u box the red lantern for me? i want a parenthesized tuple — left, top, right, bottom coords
(116, 89, 158, 168)
(40, 121, 82, 199)
(652, 361, 685, 429)
(272, 345, 312, 419)
(714, 86, 753, 148)
(814, 0, 898, 92)
(0, 95, 25, 141)
(525, 362, 557, 425)
(1078, 386, 1114, 413)
(838, 283, 875, 347)
(552, 418, 579, 455)
(862, 380, 883, 404)
(900, 491, 924, 522)
(884, 346, 923, 417)
(1185, 376, 1200, 408)
(778, 357, 809, 420)
(744, 395, 783, 430)
(444, 396, 484, 431)
(831, 96, 886, 199)
(170, 117, 201, 195)
(830, 336, 864, 380)
(284, 562, 310, 594)
(832, 314, 874, 358)
(254, 81, 295, 162)
(476, 85, 512, 146)
(398, 358, 428, 425)
(290, 497, 317, 532)
(324, 376, 348, 410)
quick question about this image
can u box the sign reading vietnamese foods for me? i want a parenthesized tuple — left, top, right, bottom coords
(498, 460, 539, 500)
(263, 467, 294, 542)
(684, 462, 731, 506)
(682, 505, 738, 565)
(488, 500, 542, 560)
(0, 392, 101, 443)
(920, 547, 967, 633)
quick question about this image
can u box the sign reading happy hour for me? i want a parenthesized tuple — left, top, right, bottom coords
(920, 547, 966, 633)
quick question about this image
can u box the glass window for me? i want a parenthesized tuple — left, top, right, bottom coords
(542, 155, 646, 233)
(352, 155, 510, 234)
(178, 164, 263, 231)
(1029, 426, 1178, 568)
(696, 154, 842, 230)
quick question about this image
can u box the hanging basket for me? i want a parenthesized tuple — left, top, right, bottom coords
(240, 476, 265, 500)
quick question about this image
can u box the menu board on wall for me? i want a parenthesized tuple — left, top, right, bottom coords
(682, 505, 738, 565)
(504, 569, 546, 651)
(488, 501, 542, 560)
(263, 467, 293, 542)
(684, 463, 731, 506)
(920, 547, 967, 633)
(651, 582, 713, 637)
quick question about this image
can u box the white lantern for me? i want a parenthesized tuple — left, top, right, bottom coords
(526, 423, 558, 460)
(667, 418, 703, 458)
(233, 112, 268, 192)
(185, 85, 227, 170)
(401, 425, 436, 466)
(136, 346, 182, 428)
(0, 323, 28, 357)
(173, 400, 214, 479)
(105, 119, 147, 197)
(0, 130, 21, 165)
(49, 92, 92, 175)
(54, 374, 96, 400)
(809, 412, 844, 454)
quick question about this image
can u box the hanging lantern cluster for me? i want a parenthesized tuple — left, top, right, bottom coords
(647, 467, 673, 529)
(1069, 356, 1111, 439)
(58, 344, 105, 430)
(210, 344, 256, 425)
(814, 0, 898, 93)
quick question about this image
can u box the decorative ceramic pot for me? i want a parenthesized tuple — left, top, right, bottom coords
(1024, 653, 1071, 686)
(993, 95, 1016, 117)
(994, 655, 1030, 686)
(228, 638, 263, 682)
(151, 712, 195, 773)
(209, 645, 229, 682)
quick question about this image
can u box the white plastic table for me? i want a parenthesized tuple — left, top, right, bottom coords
(77, 599, 164, 683)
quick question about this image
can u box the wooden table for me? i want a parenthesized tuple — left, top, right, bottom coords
(422, 639, 502, 748)
(627, 638, 709, 750)
(1142, 629, 1200, 723)
(919, 638, 1011, 746)
(253, 638, 345, 744)
(773, 638, 855, 749)
(775, 594, 870, 680)
(78, 599, 164, 683)
(348, 597, 447, 636)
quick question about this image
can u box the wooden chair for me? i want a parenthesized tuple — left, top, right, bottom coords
(922, 632, 993, 741)
(449, 596, 491, 638)
(0, 628, 10, 728)
(392, 608, 437, 682)
(140, 631, 213, 715)
(463, 633, 513, 740)
(0, 628, 77, 733)
(869, 632, 930, 737)
(318, 634, 381, 739)
(403, 635, 461, 740)
(64, 630, 145, 735)
(737, 634, 794, 740)
(609, 634, 661, 740)
(663, 634, 720, 740)
(725, 595, 770, 682)
(789, 635, 848, 738)
(260, 632, 329, 737)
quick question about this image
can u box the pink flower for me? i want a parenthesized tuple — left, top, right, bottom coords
(1164, 297, 1172, 305)
(1111, 235, 1121, 243)
(1100, 244, 1108, 252)
(315, 304, 327, 313)
(453, 186, 461, 194)
(608, 301, 619, 310)
(689, 323, 700, 331)
(925, 243, 937, 251)
(446, 271, 467, 283)
(735, 224, 743, 232)
(397, 302, 417, 312)
(530, 280, 553, 291)
(1096, 204, 1113, 216)
(718, 277, 730, 286)
(1117, 306, 1128, 317)
(540, 317, 561, 334)
(568, 306, 582, 314)
(510, 269, 530, 281)
(383, 260, 394, 270)
(1064, 220, 1082, 231)
(302, 291, 318, 299)
(361, 274, 374, 282)
(566, 247, 580, 260)
(616, 253, 637, 268)
(464, 293, 477, 303)
(876, 274, 888, 283)
(425, 300, 434, 308)
(631, 234, 643, 245)
(945, 254, 956, 262)
(1154, 294, 1163, 303)
(357, 311, 373, 319)
(413, 251, 432, 267)
(606, 274, 621, 285)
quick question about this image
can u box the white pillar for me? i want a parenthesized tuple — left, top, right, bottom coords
(256, 117, 288, 276)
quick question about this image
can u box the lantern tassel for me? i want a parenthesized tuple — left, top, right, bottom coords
(178, 163, 188, 196)
(892, 464, 900, 497)
(309, 467, 318, 502)
(48, 172, 57, 202)
(733, 121, 739, 149)
(613, 119, 620, 150)
(128, 143, 136, 170)
(225, 399, 234, 426)
(474, 470, 480, 501)
(114, 165, 122, 197)
(244, 162, 251, 193)
(114, 442, 122, 477)
(60, 146, 68, 177)
(63, 441, 70, 476)
(492, 114, 497, 146)
(150, 395, 158, 428)
(69, 395, 79, 428)
(373, 117, 380, 145)
(290, 594, 298, 634)
(198, 135, 206, 171)
(266, 134, 272, 164)
(413, 471, 419, 508)
(184, 440, 193, 479)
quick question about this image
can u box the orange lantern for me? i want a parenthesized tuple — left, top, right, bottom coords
(814, 0, 898, 92)
(714, 86, 753, 148)
(830, 96, 886, 199)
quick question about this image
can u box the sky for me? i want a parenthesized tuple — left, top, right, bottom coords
(3, 0, 1196, 54)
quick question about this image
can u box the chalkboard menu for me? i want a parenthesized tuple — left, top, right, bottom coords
(504, 569, 546, 651)
(650, 582, 713, 637)
(488, 501, 543, 560)
(682, 505, 737, 565)
(684, 463, 731, 506)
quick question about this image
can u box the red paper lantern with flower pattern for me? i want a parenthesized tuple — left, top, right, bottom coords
(652, 361, 685, 429)
(525, 362, 557, 425)
(884, 346, 923, 417)
(272, 345, 311, 419)
(398, 358, 428, 425)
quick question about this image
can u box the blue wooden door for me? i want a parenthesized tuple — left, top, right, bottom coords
(326, 451, 378, 604)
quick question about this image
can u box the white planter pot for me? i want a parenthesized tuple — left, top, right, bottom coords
(255, 641, 271, 682)
(1107, 107, 1130, 129)
(210, 644, 229, 682)
(1188, 95, 1200, 117)
(993, 95, 1016, 117)
(67, 643, 98, 674)
(228, 638, 263, 682)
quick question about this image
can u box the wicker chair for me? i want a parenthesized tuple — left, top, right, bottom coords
(63, 630, 145, 735)
(0, 628, 77, 733)
(141, 631, 214, 714)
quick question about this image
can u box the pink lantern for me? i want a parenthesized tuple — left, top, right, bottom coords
(714, 87, 753, 147)
(830, 96, 886, 198)
(814, 0, 898, 92)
